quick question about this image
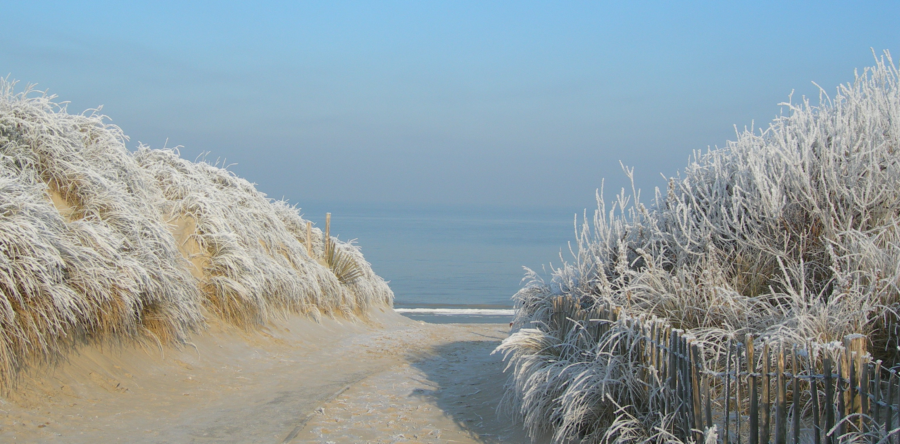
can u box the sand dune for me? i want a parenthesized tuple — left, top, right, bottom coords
(0, 80, 393, 391)
(0, 311, 527, 443)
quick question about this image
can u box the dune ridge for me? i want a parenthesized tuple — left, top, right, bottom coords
(0, 79, 392, 390)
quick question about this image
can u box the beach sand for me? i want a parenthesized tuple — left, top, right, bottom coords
(0, 310, 529, 443)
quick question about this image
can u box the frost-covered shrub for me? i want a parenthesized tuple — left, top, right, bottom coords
(498, 52, 900, 443)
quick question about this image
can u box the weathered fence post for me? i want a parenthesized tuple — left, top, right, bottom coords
(726, 340, 733, 444)
(763, 342, 771, 444)
(737, 341, 743, 444)
(824, 358, 834, 444)
(325, 212, 331, 258)
(661, 326, 670, 418)
(843, 334, 867, 433)
(886, 371, 895, 443)
(682, 337, 689, 438)
(837, 358, 846, 438)
(670, 330, 678, 394)
(844, 337, 857, 428)
(873, 361, 882, 444)
(859, 344, 870, 434)
(748, 335, 759, 444)
(894, 370, 899, 444)
(705, 371, 713, 432)
(674, 331, 686, 441)
(808, 343, 821, 444)
(777, 344, 787, 444)
(691, 342, 704, 441)
(305, 221, 312, 257)
(792, 346, 800, 444)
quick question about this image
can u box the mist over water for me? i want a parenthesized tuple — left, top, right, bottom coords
(299, 201, 579, 308)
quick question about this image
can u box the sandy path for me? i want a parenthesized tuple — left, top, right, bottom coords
(0, 311, 528, 443)
(294, 324, 527, 444)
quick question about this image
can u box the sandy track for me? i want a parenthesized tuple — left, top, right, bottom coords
(0, 311, 528, 443)
(294, 324, 527, 444)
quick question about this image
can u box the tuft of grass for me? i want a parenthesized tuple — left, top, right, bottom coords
(324, 237, 363, 285)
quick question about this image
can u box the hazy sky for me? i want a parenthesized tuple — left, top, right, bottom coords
(2, 1, 898, 212)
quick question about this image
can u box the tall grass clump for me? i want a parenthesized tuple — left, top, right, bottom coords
(134, 148, 392, 325)
(497, 51, 900, 443)
(0, 80, 204, 388)
(0, 79, 392, 391)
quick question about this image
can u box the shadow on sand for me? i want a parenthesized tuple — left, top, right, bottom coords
(407, 326, 537, 443)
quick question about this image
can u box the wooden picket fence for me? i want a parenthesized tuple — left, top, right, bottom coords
(550, 296, 900, 444)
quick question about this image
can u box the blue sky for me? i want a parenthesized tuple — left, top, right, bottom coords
(2, 1, 898, 211)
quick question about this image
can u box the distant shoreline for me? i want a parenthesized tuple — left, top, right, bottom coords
(393, 303, 515, 324)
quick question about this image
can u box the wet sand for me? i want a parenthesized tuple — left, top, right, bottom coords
(0, 310, 528, 443)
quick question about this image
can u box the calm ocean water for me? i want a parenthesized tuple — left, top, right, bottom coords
(298, 202, 579, 322)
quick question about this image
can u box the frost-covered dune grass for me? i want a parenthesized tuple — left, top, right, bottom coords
(0, 79, 392, 390)
(497, 52, 900, 443)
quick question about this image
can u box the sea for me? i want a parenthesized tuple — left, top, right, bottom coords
(298, 201, 581, 324)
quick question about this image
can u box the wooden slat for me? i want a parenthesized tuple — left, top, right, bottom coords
(687, 338, 695, 438)
(763, 342, 771, 444)
(305, 221, 312, 257)
(792, 346, 800, 444)
(874, 361, 882, 444)
(659, 327, 666, 399)
(737, 341, 743, 444)
(681, 335, 690, 441)
(844, 337, 856, 422)
(748, 336, 759, 444)
(726, 340, 733, 444)
(674, 333, 682, 438)
(662, 327, 670, 417)
(691, 343, 704, 440)
(706, 372, 713, 430)
(650, 322, 658, 369)
(886, 371, 895, 444)
(894, 371, 899, 444)
(683, 336, 692, 439)
(891, 375, 900, 444)
(808, 343, 821, 444)
(777, 344, 787, 444)
(824, 358, 834, 444)
(638, 323, 647, 382)
(656, 322, 663, 374)
(669, 330, 678, 393)
(858, 341, 869, 434)
(679, 333, 686, 440)
(668, 330, 685, 441)
(837, 358, 846, 438)
(325, 212, 331, 258)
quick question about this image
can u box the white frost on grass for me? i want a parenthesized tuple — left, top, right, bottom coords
(0, 79, 392, 390)
(498, 51, 900, 443)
